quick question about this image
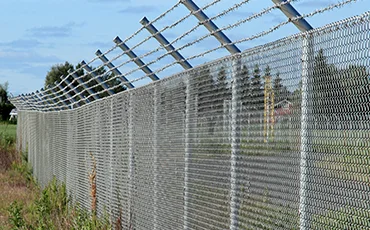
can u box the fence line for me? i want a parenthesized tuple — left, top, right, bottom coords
(11, 0, 370, 229)
(14, 9, 370, 229)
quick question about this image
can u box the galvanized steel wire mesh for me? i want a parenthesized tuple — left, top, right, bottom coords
(15, 11, 370, 230)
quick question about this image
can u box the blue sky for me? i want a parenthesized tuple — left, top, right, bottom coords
(0, 0, 368, 95)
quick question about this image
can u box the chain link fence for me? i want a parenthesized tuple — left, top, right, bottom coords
(14, 9, 370, 230)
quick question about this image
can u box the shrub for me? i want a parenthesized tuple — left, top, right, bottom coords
(7, 201, 26, 229)
(0, 103, 14, 121)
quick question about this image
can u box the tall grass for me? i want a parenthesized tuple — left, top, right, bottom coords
(6, 178, 112, 230)
(0, 122, 114, 229)
(0, 123, 18, 172)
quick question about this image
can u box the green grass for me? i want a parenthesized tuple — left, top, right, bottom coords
(0, 122, 16, 141)
(312, 207, 370, 229)
(0, 122, 114, 229)
(5, 177, 112, 230)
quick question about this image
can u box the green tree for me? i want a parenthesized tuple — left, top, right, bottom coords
(340, 64, 369, 114)
(0, 81, 14, 120)
(72, 65, 120, 99)
(196, 66, 217, 134)
(197, 66, 214, 115)
(216, 66, 227, 93)
(0, 82, 9, 103)
(312, 49, 369, 128)
(45, 62, 125, 104)
(45, 62, 74, 88)
(250, 64, 264, 111)
(264, 65, 271, 77)
(273, 72, 290, 102)
(214, 66, 229, 112)
(240, 65, 251, 109)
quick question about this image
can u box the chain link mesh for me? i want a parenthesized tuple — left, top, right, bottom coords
(15, 11, 370, 229)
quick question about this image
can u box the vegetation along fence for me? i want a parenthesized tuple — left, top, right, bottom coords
(10, 0, 370, 229)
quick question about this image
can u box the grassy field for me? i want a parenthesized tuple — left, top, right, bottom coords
(0, 122, 16, 140)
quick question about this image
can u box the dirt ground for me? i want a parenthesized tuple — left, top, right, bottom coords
(0, 171, 37, 229)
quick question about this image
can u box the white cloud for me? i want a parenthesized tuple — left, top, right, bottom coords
(28, 22, 85, 38)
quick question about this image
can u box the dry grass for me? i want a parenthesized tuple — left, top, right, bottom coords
(0, 168, 37, 228)
(0, 142, 17, 172)
(0, 123, 112, 229)
(89, 152, 97, 215)
(0, 122, 37, 229)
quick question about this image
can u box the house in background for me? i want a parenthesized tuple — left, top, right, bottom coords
(274, 99, 292, 120)
(273, 99, 293, 141)
(9, 108, 17, 121)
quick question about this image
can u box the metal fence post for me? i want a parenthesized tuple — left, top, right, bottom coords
(49, 85, 69, 109)
(113, 36, 160, 81)
(230, 55, 241, 230)
(271, 2, 313, 229)
(181, 2, 243, 228)
(95, 50, 135, 89)
(61, 75, 85, 105)
(21, 94, 36, 111)
(110, 96, 114, 219)
(68, 69, 100, 101)
(128, 92, 134, 228)
(30, 92, 44, 110)
(299, 34, 313, 230)
(271, 0, 313, 32)
(153, 85, 158, 230)
(81, 60, 115, 96)
(34, 90, 52, 111)
(56, 80, 77, 108)
(22, 94, 34, 110)
(184, 77, 191, 230)
(181, 0, 241, 54)
(140, 17, 193, 70)
(40, 88, 59, 111)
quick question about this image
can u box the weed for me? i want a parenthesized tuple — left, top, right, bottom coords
(0, 120, 112, 229)
(7, 201, 25, 229)
(10, 155, 34, 186)
(89, 152, 97, 217)
(6, 176, 112, 230)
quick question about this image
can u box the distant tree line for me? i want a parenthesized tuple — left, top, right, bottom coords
(43, 48, 369, 131)
(311, 49, 369, 129)
(193, 48, 369, 133)
(44, 62, 125, 104)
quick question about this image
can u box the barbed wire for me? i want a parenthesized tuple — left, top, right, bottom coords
(33, 0, 225, 110)
(114, 0, 298, 85)
(108, 0, 357, 92)
(186, 0, 359, 61)
(24, 0, 243, 110)
(34, 1, 184, 103)
(10, 0, 362, 111)
(34, 0, 287, 109)
(14, 0, 357, 112)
